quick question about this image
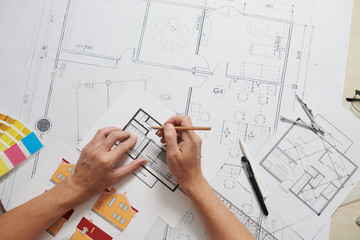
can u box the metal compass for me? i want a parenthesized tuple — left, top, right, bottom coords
(280, 95, 325, 135)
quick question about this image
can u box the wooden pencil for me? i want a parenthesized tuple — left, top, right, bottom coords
(152, 126, 211, 131)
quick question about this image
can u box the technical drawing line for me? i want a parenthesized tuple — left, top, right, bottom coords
(214, 189, 277, 240)
(55, 0, 72, 69)
(274, 21, 293, 131)
(135, 1, 150, 61)
(195, 9, 206, 55)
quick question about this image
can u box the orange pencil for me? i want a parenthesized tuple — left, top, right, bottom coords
(152, 126, 211, 131)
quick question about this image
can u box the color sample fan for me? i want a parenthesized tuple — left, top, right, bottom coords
(0, 114, 43, 177)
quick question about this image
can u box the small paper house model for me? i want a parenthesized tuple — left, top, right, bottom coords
(92, 188, 138, 231)
(70, 217, 112, 240)
(46, 209, 74, 236)
(50, 159, 76, 184)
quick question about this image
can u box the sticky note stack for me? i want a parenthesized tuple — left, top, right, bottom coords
(0, 114, 43, 178)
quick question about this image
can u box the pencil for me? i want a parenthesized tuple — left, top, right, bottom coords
(152, 126, 211, 131)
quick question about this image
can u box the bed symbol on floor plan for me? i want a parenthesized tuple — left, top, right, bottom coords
(92, 188, 138, 231)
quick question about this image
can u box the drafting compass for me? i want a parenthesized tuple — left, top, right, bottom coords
(280, 95, 325, 135)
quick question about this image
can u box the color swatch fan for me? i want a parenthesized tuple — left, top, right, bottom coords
(0, 114, 43, 178)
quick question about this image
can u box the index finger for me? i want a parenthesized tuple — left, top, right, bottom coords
(161, 115, 195, 140)
(109, 134, 138, 164)
(163, 115, 193, 127)
(91, 126, 122, 143)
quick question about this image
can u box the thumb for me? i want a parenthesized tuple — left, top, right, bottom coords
(164, 124, 181, 155)
(114, 158, 147, 178)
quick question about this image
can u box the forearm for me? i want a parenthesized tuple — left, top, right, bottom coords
(0, 177, 87, 240)
(186, 178, 255, 240)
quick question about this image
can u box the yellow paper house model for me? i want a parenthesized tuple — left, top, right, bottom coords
(92, 188, 138, 231)
(50, 159, 75, 184)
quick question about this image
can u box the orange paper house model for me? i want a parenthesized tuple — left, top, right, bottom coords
(46, 209, 74, 236)
(50, 159, 76, 184)
(92, 188, 138, 231)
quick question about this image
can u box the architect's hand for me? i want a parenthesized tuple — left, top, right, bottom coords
(69, 127, 147, 200)
(159, 118, 255, 240)
(158, 116, 204, 194)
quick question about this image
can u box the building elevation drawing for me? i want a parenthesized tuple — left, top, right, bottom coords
(0, 0, 353, 239)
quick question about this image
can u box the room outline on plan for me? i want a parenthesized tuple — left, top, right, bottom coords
(32, 0, 313, 153)
(123, 108, 179, 192)
(1, 0, 319, 239)
(260, 115, 358, 215)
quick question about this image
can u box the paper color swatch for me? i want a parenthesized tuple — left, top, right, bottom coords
(0, 113, 43, 178)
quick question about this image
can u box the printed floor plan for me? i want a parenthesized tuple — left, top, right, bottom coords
(0, 0, 355, 239)
(260, 115, 357, 215)
(123, 109, 179, 191)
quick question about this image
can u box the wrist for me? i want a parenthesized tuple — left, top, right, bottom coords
(181, 175, 209, 198)
(58, 176, 93, 206)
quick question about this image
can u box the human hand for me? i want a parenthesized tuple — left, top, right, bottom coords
(67, 127, 147, 200)
(157, 116, 205, 194)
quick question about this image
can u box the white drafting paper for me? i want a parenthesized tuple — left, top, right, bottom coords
(254, 105, 360, 239)
(14, 142, 158, 240)
(0, 0, 355, 239)
(79, 85, 226, 227)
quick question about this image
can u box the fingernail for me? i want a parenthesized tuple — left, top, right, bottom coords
(130, 134, 137, 139)
(165, 124, 173, 131)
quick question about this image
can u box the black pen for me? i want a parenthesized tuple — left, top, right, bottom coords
(241, 156, 269, 216)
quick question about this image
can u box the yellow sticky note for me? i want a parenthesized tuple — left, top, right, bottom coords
(8, 141, 16, 147)
(0, 157, 10, 176)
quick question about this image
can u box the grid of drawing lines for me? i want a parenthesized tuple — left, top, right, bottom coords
(141, 141, 177, 186)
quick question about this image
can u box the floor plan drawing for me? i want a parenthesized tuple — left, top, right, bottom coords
(0, 0, 355, 239)
(260, 115, 358, 215)
(123, 109, 179, 192)
(132, 0, 313, 155)
(144, 189, 280, 240)
(0, 0, 313, 179)
(210, 163, 304, 240)
(145, 162, 303, 240)
(73, 78, 147, 143)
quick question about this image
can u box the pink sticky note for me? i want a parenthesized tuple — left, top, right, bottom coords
(4, 144, 26, 166)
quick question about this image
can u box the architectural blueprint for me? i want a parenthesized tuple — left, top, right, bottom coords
(0, 0, 356, 239)
(123, 109, 178, 192)
(145, 163, 304, 240)
(261, 116, 356, 216)
(254, 106, 360, 239)
(79, 86, 226, 228)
